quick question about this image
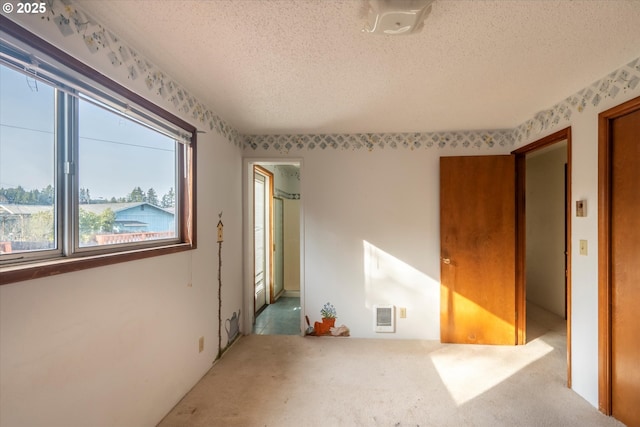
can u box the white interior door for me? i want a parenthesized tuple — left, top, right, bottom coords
(254, 172, 267, 312)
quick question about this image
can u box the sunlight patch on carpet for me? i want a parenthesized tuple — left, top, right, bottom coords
(429, 338, 553, 406)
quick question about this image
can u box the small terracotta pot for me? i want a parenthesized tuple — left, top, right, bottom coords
(314, 318, 336, 335)
(322, 317, 336, 328)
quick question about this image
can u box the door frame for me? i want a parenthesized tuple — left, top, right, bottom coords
(597, 95, 640, 414)
(242, 158, 305, 336)
(512, 126, 572, 386)
(272, 196, 285, 301)
(253, 165, 274, 313)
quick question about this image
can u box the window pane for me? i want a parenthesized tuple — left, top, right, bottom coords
(0, 65, 56, 255)
(78, 99, 177, 248)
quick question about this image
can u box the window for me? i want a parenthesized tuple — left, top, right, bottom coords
(76, 98, 178, 248)
(0, 64, 57, 256)
(0, 19, 196, 283)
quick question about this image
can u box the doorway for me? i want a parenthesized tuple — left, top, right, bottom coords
(598, 96, 640, 426)
(253, 166, 272, 314)
(524, 141, 568, 332)
(246, 161, 303, 336)
(439, 129, 571, 358)
(513, 127, 572, 386)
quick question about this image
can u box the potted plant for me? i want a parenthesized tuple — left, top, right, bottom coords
(320, 302, 337, 330)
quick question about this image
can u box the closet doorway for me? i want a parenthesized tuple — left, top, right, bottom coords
(246, 161, 303, 336)
(513, 127, 572, 386)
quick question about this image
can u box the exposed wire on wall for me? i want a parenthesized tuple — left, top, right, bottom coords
(216, 211, 223, 360)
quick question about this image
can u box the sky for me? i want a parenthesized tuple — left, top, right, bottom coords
(0, 64, 177, 202)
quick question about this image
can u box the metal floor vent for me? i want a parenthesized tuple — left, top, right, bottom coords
(374, 305, 395, 333)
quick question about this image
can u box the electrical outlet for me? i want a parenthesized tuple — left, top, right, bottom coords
(579, 240, 588, 256)
(198, 336, 204, 353)
(399, 307, 407, 318)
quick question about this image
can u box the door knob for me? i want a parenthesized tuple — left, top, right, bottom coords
(442, 258, 451, 264)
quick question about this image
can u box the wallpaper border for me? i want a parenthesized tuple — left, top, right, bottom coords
(244, 129, 514, 152)
(513, 57, 640, 145)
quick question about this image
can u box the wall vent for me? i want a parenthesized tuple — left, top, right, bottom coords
(374, 305, 395, 333)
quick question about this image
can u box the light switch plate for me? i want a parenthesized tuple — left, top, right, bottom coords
(576, 200, 587, 217)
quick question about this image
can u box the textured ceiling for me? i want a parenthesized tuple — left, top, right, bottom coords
(74, 0, 640, 135)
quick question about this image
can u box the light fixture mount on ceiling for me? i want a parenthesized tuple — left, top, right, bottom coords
(363, 0, 435, 35)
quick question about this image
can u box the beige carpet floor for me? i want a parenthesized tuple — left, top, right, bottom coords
(158, 304, 623, 427)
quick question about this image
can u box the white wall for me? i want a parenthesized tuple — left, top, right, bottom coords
(526, 146, 567, 316)
(283, 199, 301, 292)
(274, 165, 301, 195)
(0, 12, 244, 427)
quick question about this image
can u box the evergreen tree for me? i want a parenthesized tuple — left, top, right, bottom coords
(0, 185, 54, 205)
(40, 185, 54, 205)
(146, 188, 159, 206)
(161, 187, 175, 208)
(1, 186, 25, 203)
(128, 186, 145, 203)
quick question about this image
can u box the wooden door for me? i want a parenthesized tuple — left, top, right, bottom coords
(440, 155, 516, 345)
(610, 108, 640, 426)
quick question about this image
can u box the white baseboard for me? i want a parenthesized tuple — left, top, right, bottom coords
(283, 290, 300, 298)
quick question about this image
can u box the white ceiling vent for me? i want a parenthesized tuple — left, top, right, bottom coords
(364, 0, 435, 35)
(374, 305, 395, 333)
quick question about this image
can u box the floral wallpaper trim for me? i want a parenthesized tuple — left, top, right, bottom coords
(513, 57, 640, 145)
(275, 189, 300, 200)
(26, 1, 640, 152)
(244, 129, 515, 152)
